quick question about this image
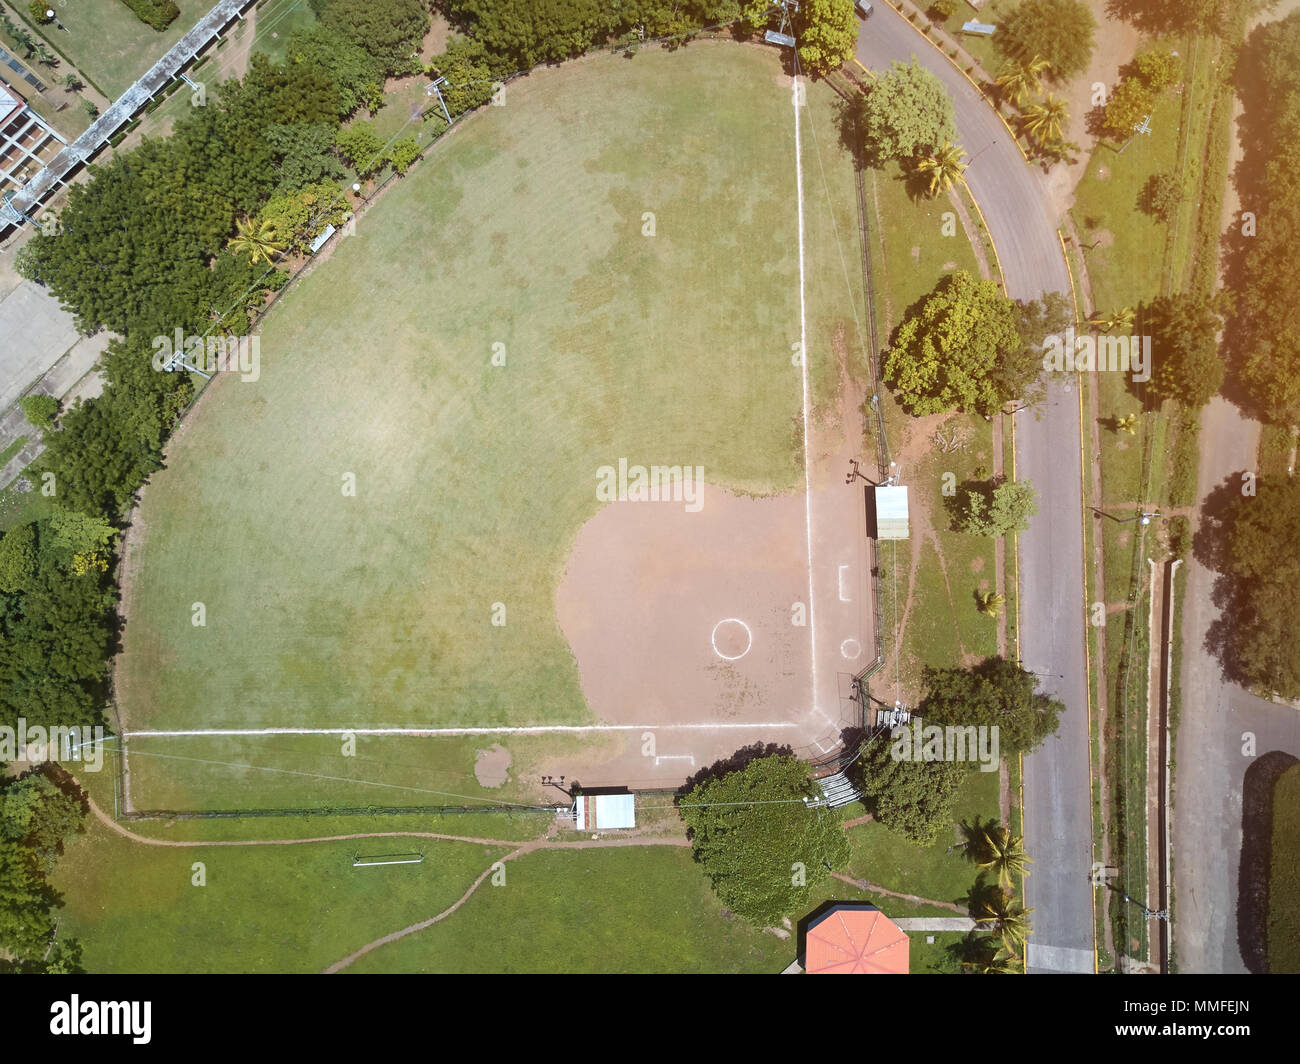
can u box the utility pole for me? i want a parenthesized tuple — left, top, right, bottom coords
(425, 77, 452, 127)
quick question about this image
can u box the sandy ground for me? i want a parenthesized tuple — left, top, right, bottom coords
(553, 486, 816, 788)
(1043, 0, 1144, 218)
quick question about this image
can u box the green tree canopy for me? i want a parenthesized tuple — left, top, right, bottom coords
(1145, 292, 1224, 407)
(919, 657, 1065, 755)
(1217, 476, 1300, 697)
(955, 478, 1038, 538)
(884, 271, 1028, 416)
(320, 0, 430, 75)
(857, 59, 957, 164)
(854, 739, 969, 844)
(794, 0, 858, 77)
(680, 754, 851, 926)
(998, 0, 1097, 81)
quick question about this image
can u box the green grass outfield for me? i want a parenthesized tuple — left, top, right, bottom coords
(118, 44, 867, 754)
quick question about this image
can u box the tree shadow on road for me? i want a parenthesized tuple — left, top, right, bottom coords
(1237, 749, 1297, 973)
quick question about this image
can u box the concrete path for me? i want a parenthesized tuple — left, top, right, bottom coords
(893, 917, 976, 931)
(857, 3, 1094, 974)
(0, 281, 80, 411)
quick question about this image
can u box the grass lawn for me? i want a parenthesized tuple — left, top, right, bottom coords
(846, 764, 1001, 907)
(0, 433, 26, 468)
(10, 0, 210, 99)
(51, 814, 510, 973)
(1269, 762, 1300, 973)
(117, 45, 858, 752)
(122, 730, 623, 811)
(0, 477, 52, 530)
(250, 0, 316, 63)
(347, 844, 794, 974)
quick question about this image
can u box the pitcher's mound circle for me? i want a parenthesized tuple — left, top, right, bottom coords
(840, 638, 862, 660)
(712, 618, 753, 661)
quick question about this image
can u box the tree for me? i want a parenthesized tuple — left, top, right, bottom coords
(61, 72, 81, 92)
(680, 754, 851, 926)
(994, 56, 1050, 107)
(1114, 413, 1138, 435)
(285, 24, 386, 118)
(227, 215, 286, 266)
(1216, 476, 1300, 696)
(82, 99, 97, 119)
(1139, 171, 1181, 222)
(998, 0, 1097, 81)
(975, 825, 1032, 888)
(0, 524, 37, 593)
(794, 0, 858, 77)
(265, 122, 348, 193)
(427, 36, 497, 118)
(334, 121, 385, 176)
(0, 772, 86, 963)
(19, 394, 58, 430)
(320, 0, 430, 75)
(1090, 306, 1136, 333)
(920, 657, 1065, 755)
(974, 889, 1034, 955)
(1145, 293, 1224, 408)
(259, 183, 351, 253)
(1102, 77, 1154, 139)
(1021, 93, 1068, 143)
(1129, 48, 1181, 93)
(956, 479, 1038, 537)
(854, 739, 969, 844)
(976, 590, 1005, 618)
(385, 135, 422, 176)
(884, 271, 1027, 416)
(914, 141, 967, 198)
(444, 0, 621, 68)
(857, 59, 958, 164)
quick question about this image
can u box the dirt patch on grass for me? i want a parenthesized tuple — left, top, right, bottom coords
(473, 743, 512, 788)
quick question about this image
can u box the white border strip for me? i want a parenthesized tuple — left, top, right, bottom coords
(125, 723, 800, 738)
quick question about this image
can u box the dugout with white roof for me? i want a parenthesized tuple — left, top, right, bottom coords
(573, 792, 636, 831)
(875, 486, 910, 540)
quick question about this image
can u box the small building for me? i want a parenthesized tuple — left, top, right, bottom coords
(874, 485, 909, 540)
(572, 792, 635, 831)
(803, 903, 909, 974)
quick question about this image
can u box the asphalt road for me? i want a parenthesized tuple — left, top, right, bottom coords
(856, 8, 1095, 973)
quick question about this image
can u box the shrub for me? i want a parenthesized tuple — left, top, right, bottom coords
(30, 1, 52, 23)
(1129, 48, 1181, 93)
(19, 393, 58, 429)
(929, 0, 959, 19)
(117, 0, 180, 31)
(1140, 171, 1182, 222)
(1167, 516, 1191, 560)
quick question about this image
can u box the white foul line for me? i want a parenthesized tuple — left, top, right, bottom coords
(838, 564, 850, 602)
(793, 73, 819, 717)
(124, 723, 800, 738)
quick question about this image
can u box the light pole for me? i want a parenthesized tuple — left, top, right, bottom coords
(424, 77, 452, 127)
(1117, 113, 1152, 156)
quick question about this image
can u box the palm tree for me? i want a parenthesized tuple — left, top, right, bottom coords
(977, 825, 1033, 888)
(1090, 306, 1136, 333)
(915, 142, 967, 199)
(226, 216, 285, 266)
(35, 44, 57, 68)
(13, 28, 35, 59)
(977, 590, 1005, 618)
(975, 891, 1035, 956)
(995, 55, 1050, 107)
(1022, 93, 1068, 143)
(974, 945, 1020, 974)
(1115, 413, 1138, 435)
(62, 72, 81, 92)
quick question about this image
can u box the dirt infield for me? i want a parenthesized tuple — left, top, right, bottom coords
(553, 478, 866, 789)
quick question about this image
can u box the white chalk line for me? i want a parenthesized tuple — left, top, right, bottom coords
(793, 73, 820, 719)
(125, 723, 801, 739)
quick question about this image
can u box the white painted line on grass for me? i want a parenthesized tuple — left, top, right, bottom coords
(125, 723, 800, 738)
(838, 563, 850, 602)
(793, 73, 819, 718)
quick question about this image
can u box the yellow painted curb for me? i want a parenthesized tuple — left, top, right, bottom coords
(962, 177, 1007, 292)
